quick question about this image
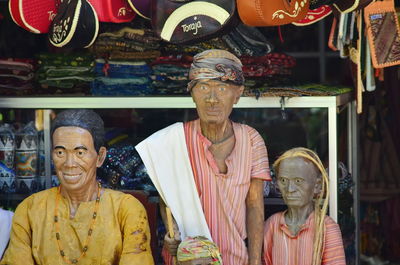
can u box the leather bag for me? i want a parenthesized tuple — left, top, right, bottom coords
(237, 0, 310, 26)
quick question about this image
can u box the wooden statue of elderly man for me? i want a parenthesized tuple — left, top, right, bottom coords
(136, 49, 271, 265)
(264, 147, 346, 265)
(1, 109, 154, 265)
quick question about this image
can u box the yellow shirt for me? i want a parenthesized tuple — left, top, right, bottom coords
(0, 188, 154, 265)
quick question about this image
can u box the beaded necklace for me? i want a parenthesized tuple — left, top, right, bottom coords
(54, 182, 102, 264)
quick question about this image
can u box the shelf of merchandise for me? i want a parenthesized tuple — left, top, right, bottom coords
(0, 93, 358, 225)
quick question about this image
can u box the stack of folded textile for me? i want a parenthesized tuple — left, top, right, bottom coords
(150, 54, 192, 95)
(91, 59, 153, 96)
(0, 59, 35, 95)
(92, 28, 161, 61)
(36, 53, 94, 94)
(241, 53, 297, 94)
(243, 83, 353, 97)
(91, 27, 163, 95)
(163, 37, 230, 55)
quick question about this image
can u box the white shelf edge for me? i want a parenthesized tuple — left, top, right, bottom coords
(0, 94, 351, 109)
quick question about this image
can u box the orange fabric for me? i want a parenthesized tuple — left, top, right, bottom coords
(263, 211, 346, 265)
(237, 0, 310, 26)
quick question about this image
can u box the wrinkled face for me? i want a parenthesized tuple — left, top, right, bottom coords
(191, 79, 243, 125)
(277, 157, 320, 209)
(52, 126, 106, 192)
(179, 257, 215, 265)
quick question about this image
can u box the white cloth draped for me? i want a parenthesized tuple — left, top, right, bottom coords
(136, 122, 211, 240)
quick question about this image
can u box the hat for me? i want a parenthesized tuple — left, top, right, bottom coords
(188, 49, 244, 90)
(48, 0, 99, 48)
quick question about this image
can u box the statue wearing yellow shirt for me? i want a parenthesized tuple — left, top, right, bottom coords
(0, 109, 154, 265)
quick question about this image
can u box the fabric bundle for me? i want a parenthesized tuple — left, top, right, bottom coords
(151, 55, 193, 95)
(91, 59, 153, 95)
(92, 28, 161, 60)
(36, 53, 94, 94)
(0, 59, 35, 95)
(239, 53, 296, 94)
(164, 37, 230, 55)
(244, 83, 353, 97)
(177, 236, 222, 265)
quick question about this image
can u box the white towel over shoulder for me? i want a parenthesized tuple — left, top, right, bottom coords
(136, 122, 211, 240)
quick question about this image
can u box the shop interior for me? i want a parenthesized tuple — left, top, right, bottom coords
(0, 0, 400, 264)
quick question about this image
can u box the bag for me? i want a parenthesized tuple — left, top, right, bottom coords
(333, 0, 372, 13)
(293, 5, 332, 26)
(237, 0, 310, 26)
(8, 0, 57, 33)
(364, 0, 400, 68)
(126, 0, 151, 20)
(151, 0, 237, 44)
(48, 0, 99, 48)
(310, 0, 337, 9)
(87, 0, 136, 23)
(223, 23, 273, 57)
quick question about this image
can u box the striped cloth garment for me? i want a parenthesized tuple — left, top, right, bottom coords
(163, 119, 271, 265)
(263, 211, 346, 265)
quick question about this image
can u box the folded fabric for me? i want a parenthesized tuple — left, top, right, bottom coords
(108, 50, 161, 60)
(136, 123, 212, 241)
(94, 59, 152, 77)
(37, 53, 94, 67)
(38, 66, 93, 77)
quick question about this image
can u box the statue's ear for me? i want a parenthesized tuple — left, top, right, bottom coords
(96, 147, 107, 167)
(234, 85, 244, 104)
(314, 174, 323, 196)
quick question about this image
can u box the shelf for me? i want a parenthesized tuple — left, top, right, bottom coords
(0, 93, 352, 109)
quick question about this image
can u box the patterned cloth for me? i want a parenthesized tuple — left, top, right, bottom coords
(1, 188, 154, 265)
(264, 211, 346, 265)
(168, 119, 270, 265)
(188, 49, 244, 90)
(177, 236, 222, 264)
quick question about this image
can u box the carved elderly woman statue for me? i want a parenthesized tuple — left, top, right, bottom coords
(136, 49, 271, 265)
(263, 147, 346, 265)
(1, 109, 154, 265)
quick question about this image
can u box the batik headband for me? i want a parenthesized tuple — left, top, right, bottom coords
(177, 236, 222, 264)
(188, 49, 244, 91)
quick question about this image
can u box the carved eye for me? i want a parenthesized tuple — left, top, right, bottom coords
(279, 177, 287, 184)
(54, 149, 65, 158)
(76, 150, 86, 158)
(295, 178, 304, 184)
